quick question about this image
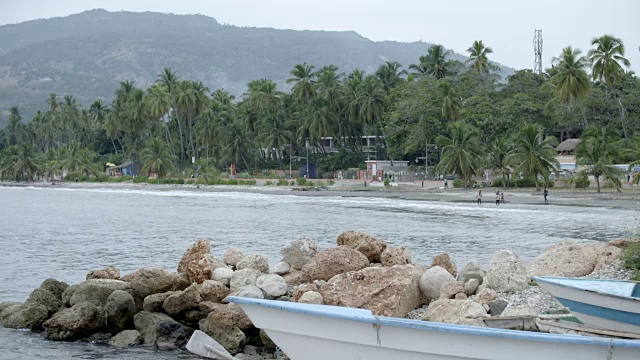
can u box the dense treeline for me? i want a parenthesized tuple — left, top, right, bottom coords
(1, 35, 639, 191)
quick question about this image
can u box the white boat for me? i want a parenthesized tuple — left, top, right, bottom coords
(228, 296, 640, 360)
(534, 276, 640, 335)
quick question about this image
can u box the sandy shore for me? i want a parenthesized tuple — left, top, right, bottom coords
(4, 180, 640, 210)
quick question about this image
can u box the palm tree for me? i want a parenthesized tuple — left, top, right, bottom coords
(375, 61, 407, 91)
(486, 138, 512, 188)
(436, 122, 482, 187)
(508, 125, 559, 191)
(575, 126, 624, 193)
(287, 63, 317, 102)
(89, 100, 109, 126)
(141, 137, 176, 180)
(259, 110, 293, 162)
(550, 47, 591, 104)
(465, 40, 494, 76)
(194, 158, 218, 183)
(588, 35, 631, 143)
(13, 144, 40, 181)
(410, 45, 454, 79)
(7, 106, 21, 146)
(439, 80, 462, 122)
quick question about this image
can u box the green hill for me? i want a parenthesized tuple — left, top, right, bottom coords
(0, 9, 515, 121)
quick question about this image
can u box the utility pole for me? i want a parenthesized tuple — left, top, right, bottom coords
(534, 29, 543, 75)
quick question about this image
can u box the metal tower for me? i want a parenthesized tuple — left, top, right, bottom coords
(534, 30, 543, 74)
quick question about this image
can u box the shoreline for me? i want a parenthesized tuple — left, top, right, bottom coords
(4, 180, 640, 210)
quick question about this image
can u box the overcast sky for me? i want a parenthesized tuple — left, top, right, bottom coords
(3, 0, 639, 72)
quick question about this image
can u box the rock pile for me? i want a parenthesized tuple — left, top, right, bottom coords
(0, 233, 630, 357)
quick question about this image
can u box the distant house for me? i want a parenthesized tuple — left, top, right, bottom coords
(556, 139, 579, 171)
(106, 161, 138, 177)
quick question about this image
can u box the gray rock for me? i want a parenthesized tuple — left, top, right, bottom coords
(281, 236, 318, 270)
(259, 329, 276, 349)
(143, 291, 178, 313)
(177, 239, 211, 273)
(464, 279, 480, 296)
(298, 291, 323, 305)
(236, 254, 270, 273)
(109, 329, 142, 348)
(489, 300, 509, 316)
(1, 302, 49, 330)
(86, 265, 121, 280)
(487, 251, 528, 293)
(69, 279, 131, 307)
(420, 299, 488, 326)
(230, 285, 264, 299)
(457, 261, 487, 285)
(61, 284, 79, 307)
(162, 283, 201, 316)
(336, 231, 387, 263)
(199, 310, 246, 354)
(199, 280, 230, 303)
(419, 266, 455, 300)
(273, 261, 291, 275)
(125, 268, 176, 308)
(43, 301, 105, 340)
(39, 279, 69, 300)
(439, 281, 465, 300)
(0, 302, 21, 321)
(213, 267, 234, 286)
(256, 274, 288, 298)
(82, 332, 112, 343)
(224, 248, 245, 267)
(134, 311, 187, 349)
(230, 269, 261, 292)
(104, 290, 137, 333)
(26, 287, 62, 316)
(380, 246, 412, 266)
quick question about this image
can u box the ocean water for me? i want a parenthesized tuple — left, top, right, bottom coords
(0, 186, 635, 359)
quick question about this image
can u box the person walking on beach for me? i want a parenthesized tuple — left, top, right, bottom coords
(444, 179, 448, 189)
(543, 187, 549, 203)
(476, 190, 482, 205)
(500, 192, 505, 204)
(495, 191, 500, 205)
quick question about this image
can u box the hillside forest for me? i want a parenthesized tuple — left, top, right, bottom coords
(1, 35, 640, 191)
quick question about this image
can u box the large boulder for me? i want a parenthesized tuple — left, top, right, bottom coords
(26, 287, 62, 316)
(420, 299, 488, 326)
(380, 246, 411, 266)
(162, 283, 201, 316)
(301, 246, 369, 282)
(1, 302, 48, 330)
(298, 291, 324, 305)
(124, 268, 177, 307)
(474, 288, 497, 305)
(528, 241, 596, 277)
(336, 231, 387, 262)
(321, 265, 422, 318)
(256, 274, 288, 298)
(143, 291, 178, 313)
(61, 284, 79, 307)
(213, 267, 234, 286)
(199, 280, 230, 303)
(457, 262, 487, 285)
(134, 311, 187, 350)
(185, 254, 215, 284)
(199, 309, 246, 354)
(69, 279, 131, 307)
(87, 265, 121, 280)
(419, 266, 455, 300)
(281, 236, 318, 270)
(439, 281, 465, 300)
(43, 301, 105, 340)
(104, 290, 137, 333)
(171, 273, 191, 291)
(177, 239, 211, 273)
(230, 269, 261, 292)
(431, 253, 457, 277)
(109, 329, 142, 348)
(486, 251, 528, 293)
(236, 254, 270, 273)
(282, 270, 306, 287)
(224, 248, 245, 267)
(198, 302, 254, 331)
(39, 279, 69, 300)
(273, 261, 291, 275)
(291, 283, 319, 302)
(229, 285, 264, 299)
(464, 279, 480, 296)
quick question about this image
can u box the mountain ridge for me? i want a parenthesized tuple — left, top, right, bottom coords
(0, 9, 515, 121)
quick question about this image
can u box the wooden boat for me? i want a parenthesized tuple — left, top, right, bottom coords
(227, 296, 640, 360)
(534, 276, 640, 335)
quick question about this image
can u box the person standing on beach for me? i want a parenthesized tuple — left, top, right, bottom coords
(500, 192, 505, 204)
(495, 191, 500, 205)
(444, 179, 448, 189)
(543, 187, 549, 203)
(476, 190, 482, 205)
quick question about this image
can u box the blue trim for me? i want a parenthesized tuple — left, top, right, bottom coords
(555, 297, 640, 326)
(533, 276, 640, 301)
(227, 297, 640, 349)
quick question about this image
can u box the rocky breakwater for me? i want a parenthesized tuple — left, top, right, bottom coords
(0, 233, 632, 359)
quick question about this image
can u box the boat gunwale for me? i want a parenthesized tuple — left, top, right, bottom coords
(533, 276, 640, 301)
(227, 296, 640, 349)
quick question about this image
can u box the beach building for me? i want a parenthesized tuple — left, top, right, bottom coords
(106, 161, 138, 177)
(556, 139, 579, 171)
(365, 160, 409, 182)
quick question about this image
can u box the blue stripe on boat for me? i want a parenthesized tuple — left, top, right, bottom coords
(555, 297, 640, 326)
(228, 297, 640, 349)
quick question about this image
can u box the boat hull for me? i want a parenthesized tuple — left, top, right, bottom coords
(535, 277, 640, 335)
(231, 298, 640, 360)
